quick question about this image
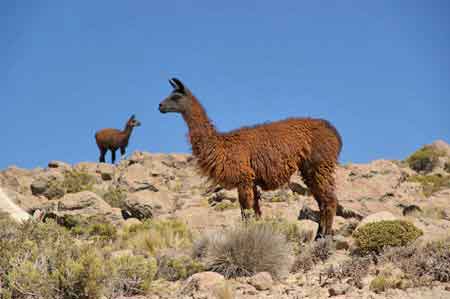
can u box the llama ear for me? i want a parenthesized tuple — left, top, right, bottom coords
(130, 114, 136, 120)
(169, 78, 185, 94)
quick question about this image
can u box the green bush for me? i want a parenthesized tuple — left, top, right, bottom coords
(353, 220, 423, 254)
(202, 222, 294, 278)
(405, 146, 445, 173)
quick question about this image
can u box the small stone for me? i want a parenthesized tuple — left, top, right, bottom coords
(48, 160, 71, 169)
(333, 235, 350, 250)
(248, 272, 273, 291)
(328, 283, 350, 297)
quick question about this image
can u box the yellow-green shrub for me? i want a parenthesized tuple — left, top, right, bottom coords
(408, 174, 450, 197)
(353, 220, 423, 254)
(111, 255, 157, 296)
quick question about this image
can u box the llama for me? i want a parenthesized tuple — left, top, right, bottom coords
(95, 114, 141, 163)
(159, 78, 342, 238)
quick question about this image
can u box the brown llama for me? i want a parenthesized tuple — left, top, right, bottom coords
(95, 114, 141, 163)
(159, 78, 342, 238)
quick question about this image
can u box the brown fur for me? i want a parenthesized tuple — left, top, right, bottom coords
(95, 115, 141, 163)
(160, 79, 342, 238)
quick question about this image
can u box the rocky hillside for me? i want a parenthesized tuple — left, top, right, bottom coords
(0, 140, 449, 299)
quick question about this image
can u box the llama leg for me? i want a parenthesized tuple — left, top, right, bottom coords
(301, 162, 337, 239)
(120, 147, 126, 160)
(99, 148, 107, 163)
(253, 185, 262, 218)
(238, 184, 255, 220)
(111, 150, 116, 164)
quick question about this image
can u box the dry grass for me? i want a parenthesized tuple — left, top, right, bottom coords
(201, 222, 294, 278)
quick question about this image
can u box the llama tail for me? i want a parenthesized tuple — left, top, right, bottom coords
(0, 187, 31, 222)
(322, 120, 343, 155)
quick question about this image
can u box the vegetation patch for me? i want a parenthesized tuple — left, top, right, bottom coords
(102, 185, 127, 209)
(46, 169, 96, 199)
(200, 222, 294, 278)
(121, 219, 193, 255)
(405, 145, 446, 173)
(353, 220, 423, 254)
(408, 174, 450, 197)
(213, 201, 238, 211)
(381, 238, 450, 285)
(156, 252, 204, 281)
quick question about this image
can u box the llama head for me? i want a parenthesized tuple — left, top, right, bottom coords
(159, 78, 193, 114)
(125, 114, 141, 128)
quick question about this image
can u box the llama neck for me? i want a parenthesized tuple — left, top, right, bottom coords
(182, 96, 218, 156)
(122, 125, 134, 144)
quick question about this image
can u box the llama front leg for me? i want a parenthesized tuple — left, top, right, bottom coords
(238, 184, 255, 220)
(120, 147, 126, 160)
(99, 148, 107, 163)
(111, 150, 116, 164)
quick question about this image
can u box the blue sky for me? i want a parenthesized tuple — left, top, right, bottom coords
(1, 1, 449, 169)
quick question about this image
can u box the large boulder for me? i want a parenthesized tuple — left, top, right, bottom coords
(36, 191, 122, 223)
(118, 163, 159, 192)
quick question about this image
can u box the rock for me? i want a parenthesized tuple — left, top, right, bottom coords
(96, 163, 114, 181)
(48, 160, 71, 170)
(430, 140, 450, 156)
(35, 191, 121, 223)
(357, 211, 398, 229)
(397, 203, 422, 216)
(30, 179, 48, 196)
(289, 182, 310, 196)
(248, 272, 273, 291)
(181, 272, 225, 297)
(118, 164, 159, 192)
(123, 191, 174, 220)
(333, 235, 350, 250)
(328, 283, 350, 297)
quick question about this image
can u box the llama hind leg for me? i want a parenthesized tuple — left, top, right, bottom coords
(238, 184, 255, 220)
(301, 163, 338, 239)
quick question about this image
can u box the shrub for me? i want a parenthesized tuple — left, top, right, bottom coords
(202, 222, 294, 278)
(122, 219, 193, 255)
(408, 174, 450, 197)
(291, 238, 334, 273)
(262, 217, 313, 245)
(353, 220, 423, 254)
(102, 185, 127, 209)
(381, 238, 450, 284)
(111, 255, 157, 296)
(45, 169, 96, 199)
(156, 252, 204, 281)
(405, 146, 445, 173)
(0, 220, 111, 299)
